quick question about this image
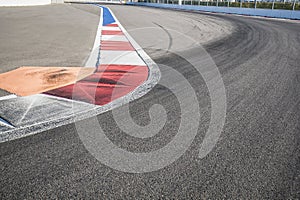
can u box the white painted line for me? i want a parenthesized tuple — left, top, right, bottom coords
(0, 120, 14, 128)
(0, 94, 17, 101)
(100, 50, 146, 66)
(84, 7, 103, 68)
(85, 50, 100, 67)
(102, 26, 121, 31)
(101, 35, 129, 42)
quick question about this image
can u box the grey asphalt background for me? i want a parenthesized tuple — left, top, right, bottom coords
(0, 4, 299, 199)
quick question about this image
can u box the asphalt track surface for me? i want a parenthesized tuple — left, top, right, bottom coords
(1, 4, 300, 199)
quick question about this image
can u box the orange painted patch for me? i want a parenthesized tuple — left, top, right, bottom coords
(0, 67, 95, 96)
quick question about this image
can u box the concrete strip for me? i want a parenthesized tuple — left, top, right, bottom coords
(0, 94, 95, 127)
(0, 94, 96, 142)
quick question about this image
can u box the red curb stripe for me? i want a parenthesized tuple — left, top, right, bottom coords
(105, 23, 119, 27)
(100, 41, 134, 51)
(102, 30, 124, 35)
(44, 65, 148, 106)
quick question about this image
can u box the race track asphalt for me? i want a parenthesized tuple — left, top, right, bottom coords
(0, 4, 299, 199)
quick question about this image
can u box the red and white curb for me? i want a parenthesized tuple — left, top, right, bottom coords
(0, 5, 160, 142)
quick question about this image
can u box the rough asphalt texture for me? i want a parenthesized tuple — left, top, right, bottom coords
(0, 4, 299, 199)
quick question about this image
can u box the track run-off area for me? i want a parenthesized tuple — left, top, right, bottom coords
(0, 4, 299, 199)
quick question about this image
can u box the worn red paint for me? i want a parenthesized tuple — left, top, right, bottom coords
(102, 30, 124, 35)
(105, 24, 119, 27)
(44, 65, 148, 105)
(100, 41, 135, 51)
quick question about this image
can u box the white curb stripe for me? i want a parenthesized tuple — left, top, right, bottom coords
(100, 50, 146, 66)
(101, 35, 129, 42)
(102, 26, 121, 31)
